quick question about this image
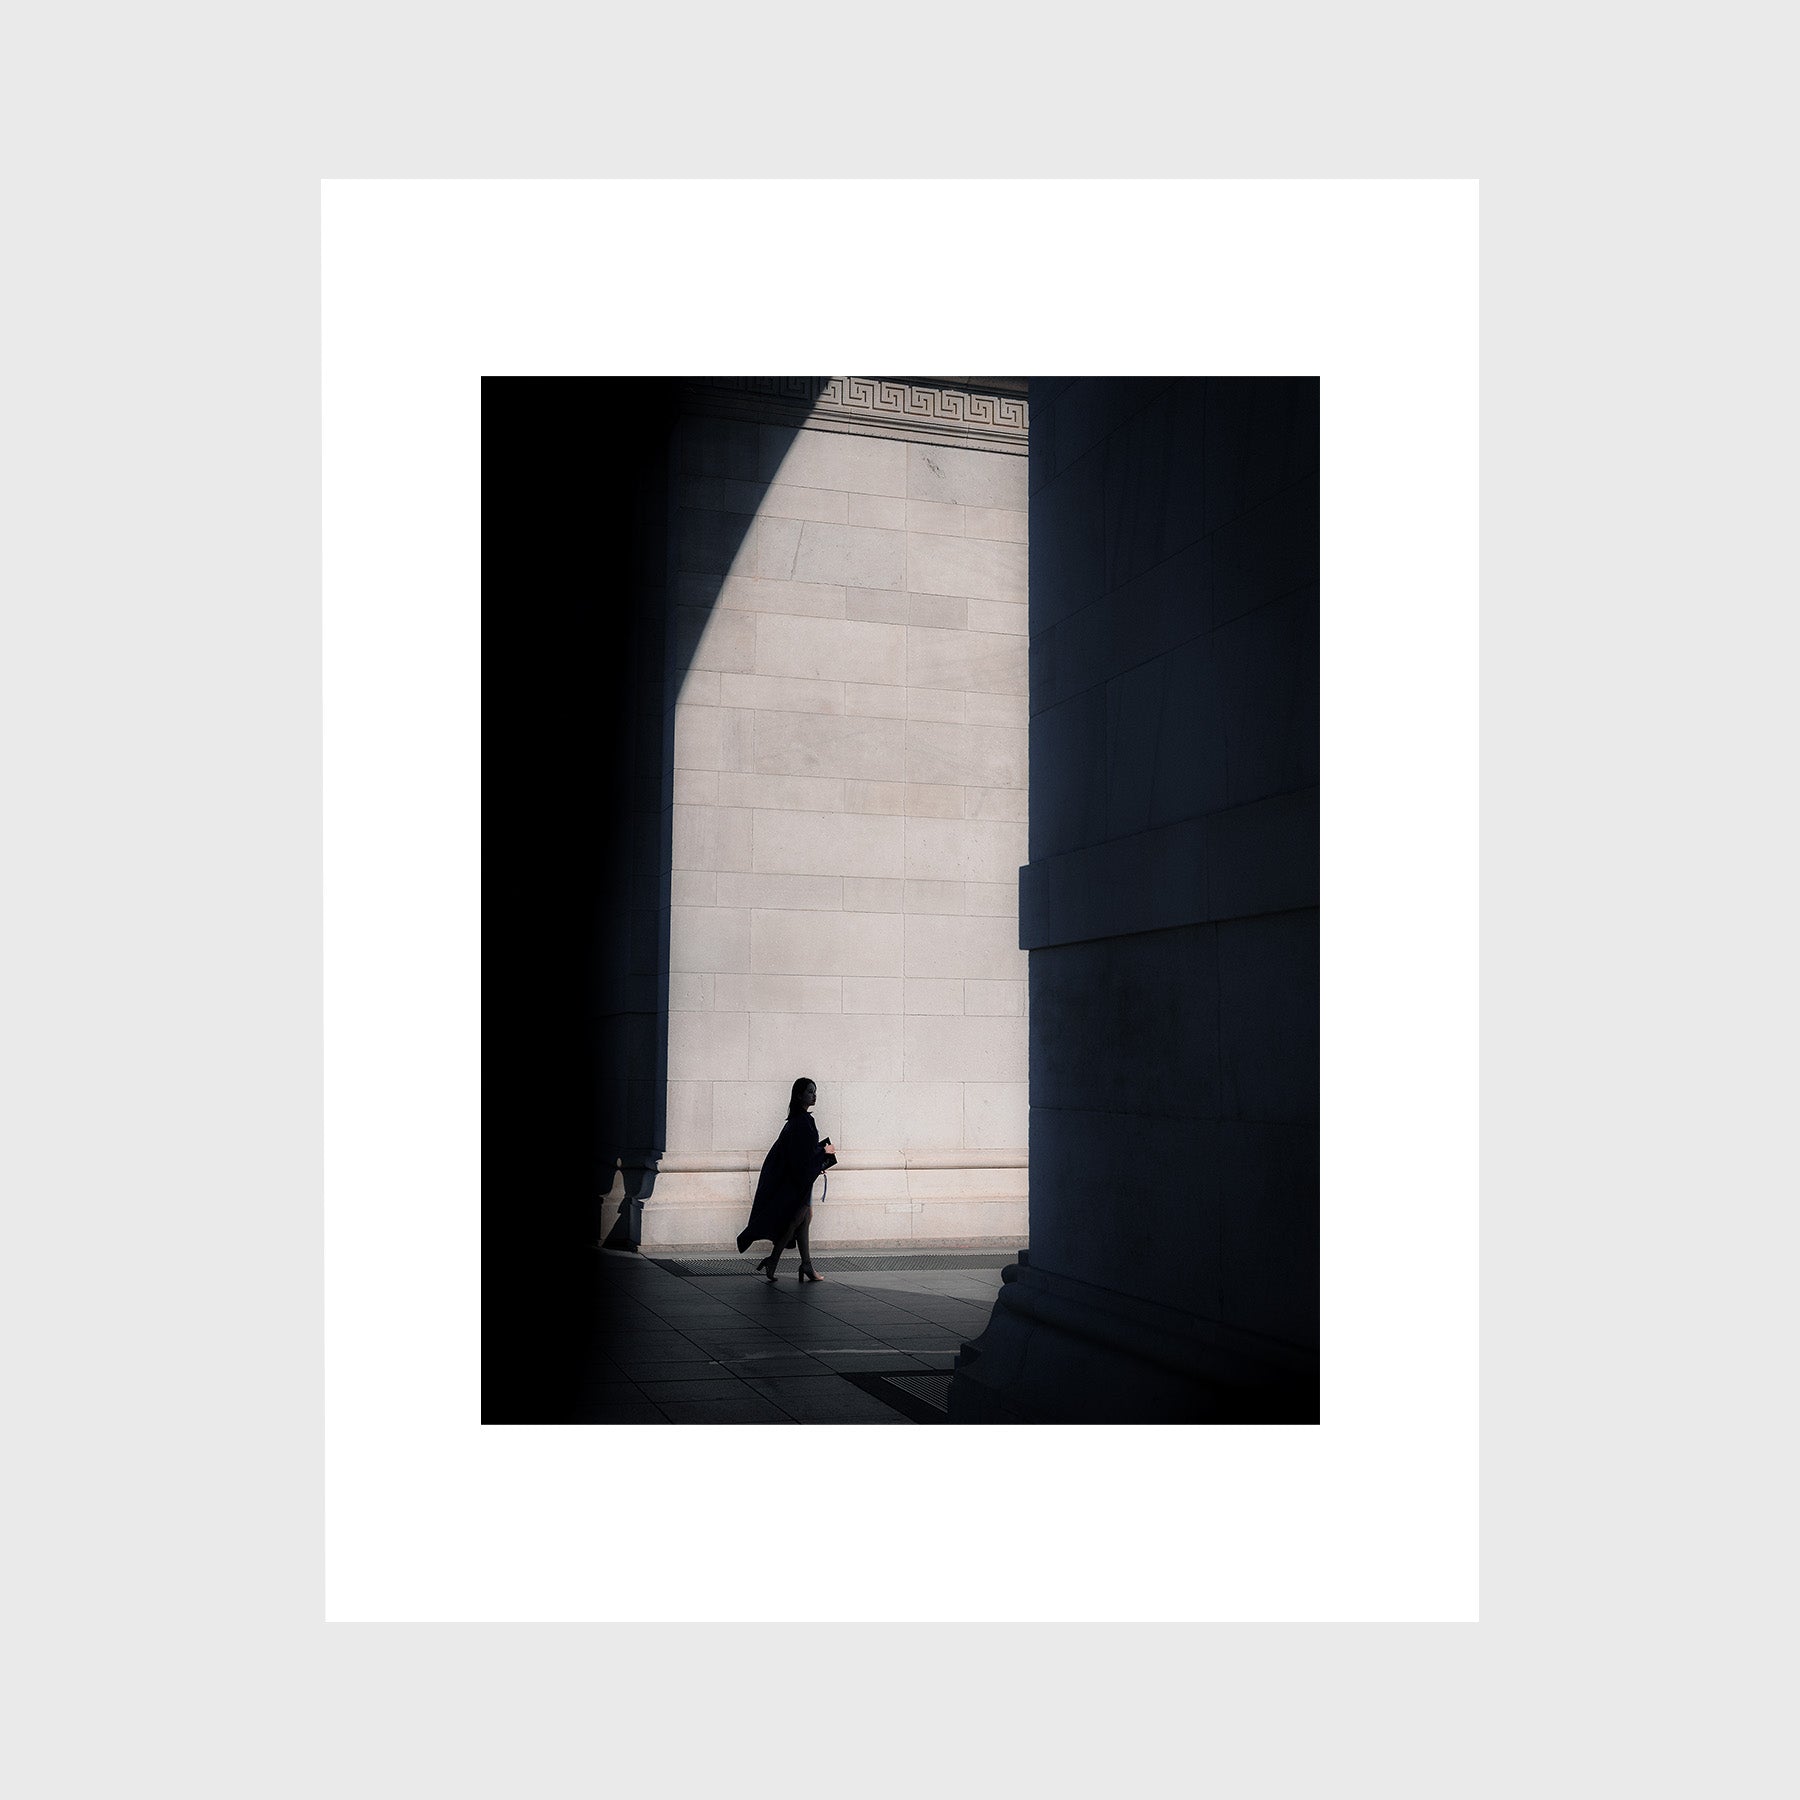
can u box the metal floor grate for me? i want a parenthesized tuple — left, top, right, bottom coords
(652, 1253, 1017, 1278)
(882, 1372, 953, 1412)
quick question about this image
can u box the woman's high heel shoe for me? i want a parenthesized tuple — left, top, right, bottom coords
(756, 1257, 777, 1283)
(797, 1265, 823, 1284)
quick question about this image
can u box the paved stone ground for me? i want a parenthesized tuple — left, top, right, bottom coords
(576, 1248, 1010, 1423)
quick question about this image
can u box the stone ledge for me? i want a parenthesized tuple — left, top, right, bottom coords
(1018, 787, 1318, 950)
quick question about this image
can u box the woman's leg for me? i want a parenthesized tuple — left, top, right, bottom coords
(793, 1207, 814, 1274)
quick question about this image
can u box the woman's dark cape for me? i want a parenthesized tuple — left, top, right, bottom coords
(736, 1112, 835, 1253)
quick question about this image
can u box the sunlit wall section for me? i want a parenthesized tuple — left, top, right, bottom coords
(648, 379, 1030, 1249)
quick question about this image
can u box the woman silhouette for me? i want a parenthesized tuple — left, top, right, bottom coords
(735, 1076, 838, 1282)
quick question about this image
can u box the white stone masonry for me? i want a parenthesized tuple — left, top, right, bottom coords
(649, 401, 1029, 1248)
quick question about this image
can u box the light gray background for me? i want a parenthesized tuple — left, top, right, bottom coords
(3, 14, 1787, 1800)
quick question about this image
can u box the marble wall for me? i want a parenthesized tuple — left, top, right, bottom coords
(644, 387, 1031, 1247)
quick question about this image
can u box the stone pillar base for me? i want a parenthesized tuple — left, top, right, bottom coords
(599, 1153, 660, 1251)
(948, 1256, 1318, 1424)
(641, 1152, 1028, 1252)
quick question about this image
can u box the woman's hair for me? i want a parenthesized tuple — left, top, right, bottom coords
(788, 1076, 816, 1117)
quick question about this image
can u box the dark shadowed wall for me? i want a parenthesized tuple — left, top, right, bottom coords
(951, 377, 1319, 1422)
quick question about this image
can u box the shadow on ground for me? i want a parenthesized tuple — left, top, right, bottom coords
(575, 1250, 1013, 1423)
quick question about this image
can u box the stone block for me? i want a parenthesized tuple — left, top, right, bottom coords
(1028, 1106, 1212, 1314)
(905, 593, 968, 630)
(962, 1081, 1028, 1148)
(1213, 1119, 1319, 1347)
(907, 498, 963, 535)
(901, 1198, 1029, 1241)
(751, 708, 907, 782)
(1054, 377, 1176, 475)
(848, 492, 907, 529)
(667, 973, 713, 1012)
(845, 586, 911, 625)
(808, 1166, 911, 1204)
(964, 505, 1027, 543)
(754, 613, 907, 686)
(765, 426, 907, 496)
(1032, 442, 1107, 631)
(673, 704, 755, 773)
(905, 686, 964, 723)
(838, 1081, 962, 1151)
(900, 1166, 1029, 1209)
(904, 625, 1027, 698)
(964, 979, 1025, 1017)
(678, 510, 801, 582)
(1202, 485, 1318, 629)
(1143, 632, 1229, 829)
(678, 667, 721, 706)
(905, 718, 1027, 788)
(672, 803, 754, 872)
(845, 682, 908, 718)
(711, 1081, 800, 1154)
(968, 599, 1028, 636)
(675, 604, 759, 674)
(717, 770, 843, 813)
(962, 784, 1029, 821)
(1201, 377, 1317, 535)
(672, 767, 718, 805)
(835, 779, 899, 815)
(904, 977, 963, 1014)
(1214, 585, 1319, 807)
(672, 702, 719, 772)
(904, 880, 966, 915)
(842, 877, 904, 912)
(841, 977, 903, 1014)
(670, 869, 718, 907)
(750, 1010, 903, 1082)
(714, 574, 847, 620)
(719, 671, 847, 715)
(793, 521, 906, 591)
(751, 907, 904, 978)
(669, 906, 751, 974)
(1030, 926, 1220, 1121)
(903, 1015, 1028, 1082)
(665, 1081, 714, 1149)
(714, 973, 843, 1015)
(681, 475, 848, 524)
(1217, 909, 1318, 1127)
(678, 414, 758, 481)
(965, 881, 1018, 916)
(904, 783, 963, 818)
(752, 808, 903, 879)
(1204, 787, 1318, 922)
(668, 1009, 751, 1082)
(1106, 656, 1167, 839)
(907, 441, 1027, 511)
(1030, 684, 1108, 858)
(1018, 816, 1208, 952)
(906, 533, 1027, 603)
(903, 912, 1027, 981)
(715, 871, 842, 912)
(1102, 383, 1202, 587)
(904, 816, 1029, 884)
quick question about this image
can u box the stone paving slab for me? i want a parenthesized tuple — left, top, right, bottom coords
(579, 1247, 1004, 1422)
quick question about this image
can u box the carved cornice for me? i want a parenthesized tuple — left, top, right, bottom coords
(679, 376, 1029, 454)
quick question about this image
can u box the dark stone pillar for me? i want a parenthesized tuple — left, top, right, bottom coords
(950, 378, 1319, 1423)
